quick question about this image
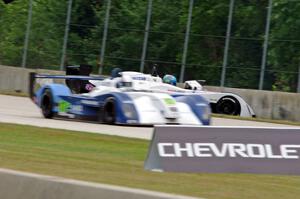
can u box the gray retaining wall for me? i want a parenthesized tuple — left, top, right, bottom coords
(204, 86, 300, 122)
(0, 65, 64, 93)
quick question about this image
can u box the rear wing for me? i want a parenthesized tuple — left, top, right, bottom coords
(29, 72, 105, 100)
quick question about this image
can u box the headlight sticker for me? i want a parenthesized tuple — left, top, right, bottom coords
(163, 98, 176, 105)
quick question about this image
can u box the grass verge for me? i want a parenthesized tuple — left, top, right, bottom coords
(0, 122, 300, 199)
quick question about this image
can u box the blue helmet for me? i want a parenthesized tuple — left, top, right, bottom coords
(163, 75, 177, 86)
(111, 68, 122, 78)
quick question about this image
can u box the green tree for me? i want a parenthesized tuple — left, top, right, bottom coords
(0, 0, 28, 66)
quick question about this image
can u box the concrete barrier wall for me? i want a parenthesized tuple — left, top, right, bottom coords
(0, 65, 300, 122)
(0, 168, 199, 199)
(0, 65, 30, 93)
(0, 65, 64, 93)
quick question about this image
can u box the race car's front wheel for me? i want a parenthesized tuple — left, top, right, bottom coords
(103, 97, 116, 124)
(215, 96, 241, 116)
(41, 89, 54, 118)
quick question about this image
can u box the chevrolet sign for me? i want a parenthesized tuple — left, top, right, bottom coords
(144, 126, 300, 175)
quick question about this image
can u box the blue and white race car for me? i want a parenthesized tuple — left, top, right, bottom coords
(94, 69, 255, 118)
(29, 65, 211, 125)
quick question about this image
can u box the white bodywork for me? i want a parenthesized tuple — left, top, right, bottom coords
(150, 80, 255, 117)
(127, 92, 202, 125)
(90, 71, 254, 117)
(86, 76, 205, 125)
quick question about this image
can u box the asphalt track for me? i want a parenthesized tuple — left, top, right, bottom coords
(0, 94, 297, 140)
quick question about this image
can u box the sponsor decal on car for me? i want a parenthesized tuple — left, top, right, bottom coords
(58, 100, 70, 113)
(163, 98, 176, 105)
(132, 76, 146, 80)
(71, 105, 83, 113)
(80, 100, 99, 106)
(58, 100, 82, 116)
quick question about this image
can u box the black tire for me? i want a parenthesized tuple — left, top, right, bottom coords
(103, 97, 116, 124)
(215, 96, 241, 116)
(41, 89, 54, 118)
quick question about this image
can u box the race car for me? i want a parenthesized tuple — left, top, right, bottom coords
(151, 78, 255, 117)
(184, 81, 255, 117)
(92, 69, 255, 118)
(28, 65, 211, 125)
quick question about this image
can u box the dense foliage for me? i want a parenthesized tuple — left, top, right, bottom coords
(0, 0, 299, 91)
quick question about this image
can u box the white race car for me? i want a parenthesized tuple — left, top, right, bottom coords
(153, 79, 255, 117)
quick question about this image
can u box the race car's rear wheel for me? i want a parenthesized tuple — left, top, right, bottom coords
(103, 97, 116, 124)
(41, 89, 54, 118)
(215, 96, 241, 116)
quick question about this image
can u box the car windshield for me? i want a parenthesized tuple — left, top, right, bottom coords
(117, 82, 133, 88)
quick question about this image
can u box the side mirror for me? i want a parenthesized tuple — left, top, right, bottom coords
(184, 80, 203, 91)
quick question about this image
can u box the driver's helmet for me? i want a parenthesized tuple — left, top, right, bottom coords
(111, 68, 122, 78)
(163, 74, 177, 86)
